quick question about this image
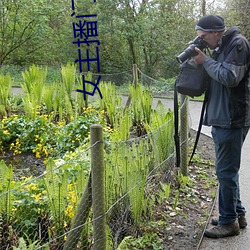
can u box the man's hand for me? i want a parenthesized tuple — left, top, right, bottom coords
(192, 47, 207, 64)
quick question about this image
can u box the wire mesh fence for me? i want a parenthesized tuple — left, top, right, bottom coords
(1, 64, 174, 96)
(0, 64, 191, 249)
(0, 115, 190, 249)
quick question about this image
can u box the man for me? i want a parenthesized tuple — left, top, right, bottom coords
(192, 15, 250, 238)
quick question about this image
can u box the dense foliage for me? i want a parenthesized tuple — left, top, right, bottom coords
(1, 0, 248, 80)
(0, 63, 178, 248)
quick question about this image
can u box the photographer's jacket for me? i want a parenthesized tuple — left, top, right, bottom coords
(203, 26, 250, 128)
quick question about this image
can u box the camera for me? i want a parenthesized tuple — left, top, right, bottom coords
(176, 36, 208, 63)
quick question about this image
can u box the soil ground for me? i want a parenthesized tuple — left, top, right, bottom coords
(159, 130, 217, 250)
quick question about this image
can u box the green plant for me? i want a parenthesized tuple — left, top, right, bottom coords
(0, 161, 17, 248)
(129, 83, 153, 128)
(21, 65, 47, 118)
(43, 159, 70, 225)
(178, 173, 191, 189)
(105, 136, 153, 234)
(75, 71, 93, 110)
(42, 157, 92, 248)
(13, 236, 41, 250)
(0, 161, 15, 222)
(145, 100, 174, 163)
(157, 182, 171, 203)
(117, 233, 163, 250)
(60, 63, 76, 101)
(99, 81, 123, 128)
(0, 115, 57, 157)
(0, 73, 12, 116)
(52, 83, 65, 121)
(48, 81, 74, 123)
(172, 190, 180, 210)
(0, 107, 104, 158)
(43, 85, 55, 114)
(109, 109, 132, 141)
(12, 176, 49, 241)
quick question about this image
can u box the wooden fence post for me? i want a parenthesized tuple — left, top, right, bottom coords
(133, 64, 138, 86)
(91, 124, 106, 250)
(125, 64, 138, 110)
(63, 175, 92, 250)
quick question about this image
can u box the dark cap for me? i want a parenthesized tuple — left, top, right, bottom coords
(195, 15, 225, 32)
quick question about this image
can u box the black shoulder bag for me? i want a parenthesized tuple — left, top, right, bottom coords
(175, 58, 208, 97)
(174, 58, 210, 168)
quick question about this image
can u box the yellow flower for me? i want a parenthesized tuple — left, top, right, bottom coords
(42, 147, 48, 157)
(12, 207, 17, 212)
(10, 143, 14, 150)
(36, 152, 41, 158)
(71, 195, 76, 204)
(32, 193, 42, 201)
(26, 183, 37, 191)
(65, 205, 74, 218)
(3, 130, 9, 135)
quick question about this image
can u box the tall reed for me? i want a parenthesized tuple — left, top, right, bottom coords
(145, 100, 174, 164)
(43, 85, 55, 114)
(61, 63, 76, 102)
(129, 83, 153, 134)
(0, 161, 14, 222)
(43, 159, 68, 233)
(75, 71, 93, 114)
(0, 73, 12, 116)
(21, 65, 47, 118)
(99, 81, 122, 128)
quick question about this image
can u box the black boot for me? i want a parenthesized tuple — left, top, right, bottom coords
(211, 214, 247, 229)
(204, 222, 240, 238)
(205, 222, 240, 238)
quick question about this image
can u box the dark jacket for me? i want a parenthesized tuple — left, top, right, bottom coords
(203, 26, 250, 128)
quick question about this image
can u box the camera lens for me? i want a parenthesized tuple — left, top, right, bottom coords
(176, 44, 198, 63)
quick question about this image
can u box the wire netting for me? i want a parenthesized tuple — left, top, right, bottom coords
(0, 65, 191, 249)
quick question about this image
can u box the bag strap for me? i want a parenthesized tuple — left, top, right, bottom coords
(174, 80, 180, 168)
(188, 91, 208, 164)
